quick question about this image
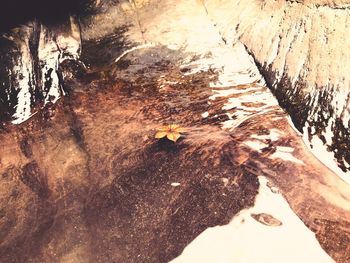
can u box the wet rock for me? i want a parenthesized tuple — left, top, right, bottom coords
(1, 0, 350, 261)
(0, 17, 81, 124)
(0, 47, 260, 262)
(251, 213, 283, 227)
(19, 138, 33, 158)
(20, 161, 49, 198)
(204, 0, 350, 172)
(311, 218, 350, 262)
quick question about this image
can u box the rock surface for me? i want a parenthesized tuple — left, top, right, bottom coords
(1, 0, 350, 262)
(0, 17, 81, 123)
(203, 0, 350, 173)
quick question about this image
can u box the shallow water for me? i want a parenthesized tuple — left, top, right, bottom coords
(0, 0, 350, 262)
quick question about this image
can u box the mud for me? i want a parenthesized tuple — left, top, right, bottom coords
(0, 42, 349, 262)
(0, 47, 260, 262)
(2, 0, 350, 259)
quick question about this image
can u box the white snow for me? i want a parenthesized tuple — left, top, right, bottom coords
(114, 43, 156, 63)
(11, 35, 35, 124)
(251, 129, 281, 142)
(209, 81, 280, 131)
(216, 87, 280, 131)
(11, 21, 81, 124)
(243, 140, 268, 152)
(209, 86, 261, 100)
(38, 25, 62, 104)
(201, 112, 209, 118)
(275, 146, 294, 153)
(222, 90, 278, 111)
(136, 0, 264, 88)
(302, 124, 350, 185)
(324, 118, 334, 145)
(38, 24, 81, 105)
(270, 151, 305, 165)
(170, 177, 334, 263)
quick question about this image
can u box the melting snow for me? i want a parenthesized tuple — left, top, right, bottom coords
(303, 124, 350, 186)
(243, 140, 268, 152)
(209, 86, 261, 100)
(39, 25, 62, 105)
(170, 177, 334, 263)
(11, 36, 35, 124)
(270, 151, 305, 165)
(114, 43, 156, 63)
(11, 21, 81, 124)
(251, 129, 281, 142)
(275, 146, 294, 152)
(211, 84, 279, 131)
(201, 112, 209, 118)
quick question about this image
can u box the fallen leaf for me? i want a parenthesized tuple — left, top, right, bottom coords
(155, 124, 187, 142)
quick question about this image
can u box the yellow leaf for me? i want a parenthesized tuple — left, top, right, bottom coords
(155, 124, 187, 143)
(156, 126, 170, 132)
(155, 131, 168, 139)
(167, 132, 181, 142)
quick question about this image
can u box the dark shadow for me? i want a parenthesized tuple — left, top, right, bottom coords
(0, 0, 92, 32)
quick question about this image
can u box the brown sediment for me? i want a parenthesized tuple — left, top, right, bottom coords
(0, 50, 259, 262)
(0, 44, 349, 262)
(2, 0, 350, 257)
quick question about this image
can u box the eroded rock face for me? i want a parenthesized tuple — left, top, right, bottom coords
(2, 0, 349, 173)
(0, 17, 81, 124)
(0, 0, 121, 124)
(203, 0, 350, 172)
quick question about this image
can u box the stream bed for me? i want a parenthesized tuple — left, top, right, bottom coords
(0, 0, 349, 262)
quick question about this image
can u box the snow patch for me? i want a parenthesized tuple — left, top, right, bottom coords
(115, 43, 156, 63)
(201, 112, 209, 118)
(11, 20, 81, 124)
(270, 150, 305, 165)
(209, 86, 261, 100)
(11, 36, 35, 124)
(303, 124, 350, 186)
(170, 177, 333, 263)
(251, 129, 281, 142)
(243, 140, 268, 152)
